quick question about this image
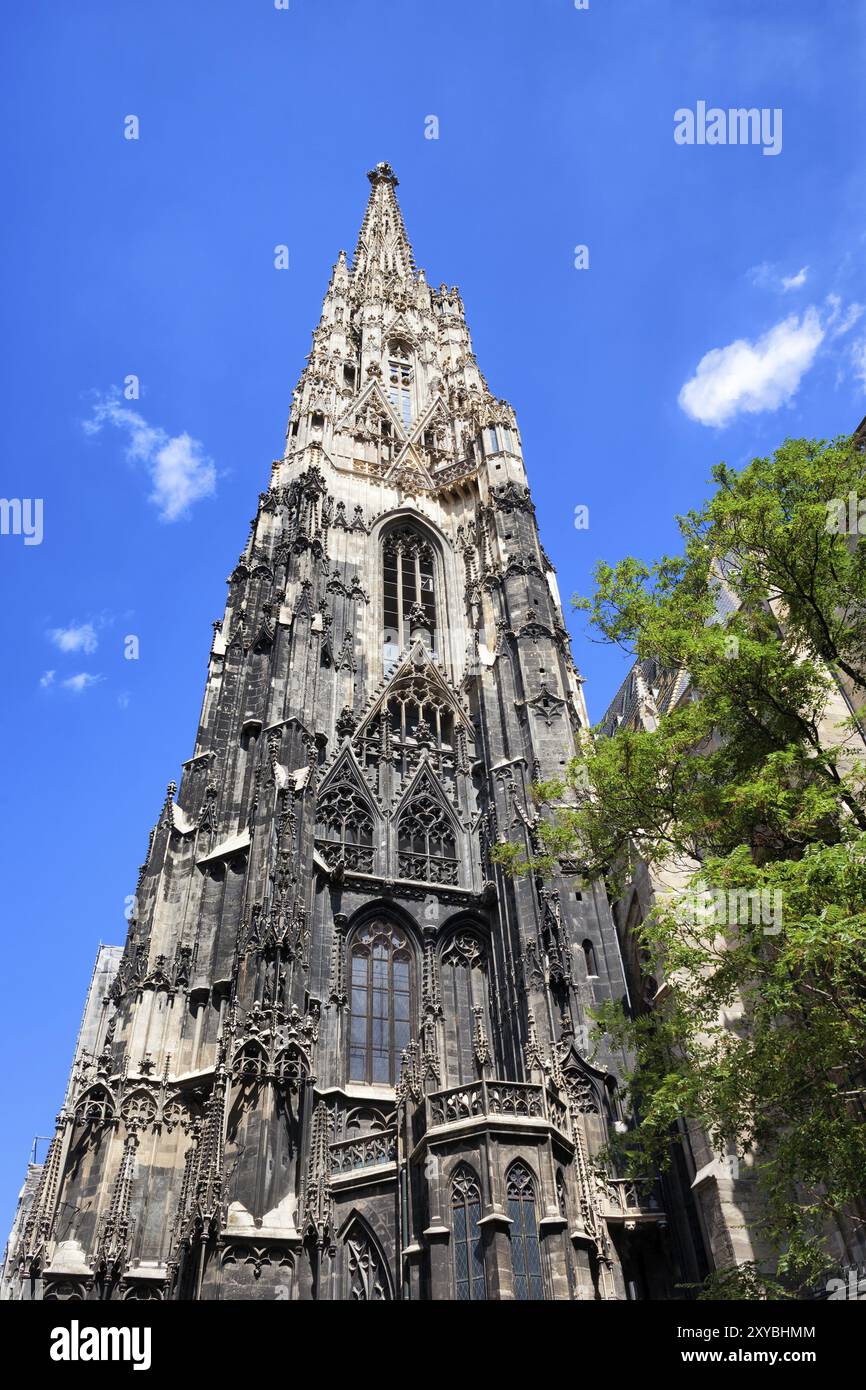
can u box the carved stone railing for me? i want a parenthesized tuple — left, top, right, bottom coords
(423, 1080, 571, 1141)
(329, 1128, 397, 1176)
(599, 1178, 665, 1222)
(314, 840, 374, 874)
(397, 851, 459, 885)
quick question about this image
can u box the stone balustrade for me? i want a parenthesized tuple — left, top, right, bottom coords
(329, 1128, 397, 1176)
(419, 1079, 572, 1141)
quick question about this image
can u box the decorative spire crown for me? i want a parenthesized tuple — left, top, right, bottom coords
(353, 160, 415, 284)
(367, 160, 399, 186)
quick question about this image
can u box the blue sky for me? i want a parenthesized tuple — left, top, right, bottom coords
(1, 0, 865, 1228)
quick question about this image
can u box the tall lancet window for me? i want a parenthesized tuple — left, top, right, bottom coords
(382, 526, 437, 667)
(388, 343, 414, 427)
(349, 919, 414, 1086)
(506, 1162, 546, 1301)
(441, 931, 490, 1084)
(451, 1166, 487, 1301)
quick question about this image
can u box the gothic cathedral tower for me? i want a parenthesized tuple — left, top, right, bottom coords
(11, 165, 676, 1302)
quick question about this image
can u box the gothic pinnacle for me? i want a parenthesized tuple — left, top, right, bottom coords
(353, 160, 415, 283)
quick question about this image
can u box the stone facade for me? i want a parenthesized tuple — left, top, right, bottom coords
(5, 165, 697, 1302)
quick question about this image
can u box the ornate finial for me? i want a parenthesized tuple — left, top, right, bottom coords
(160, 781, 177, 830)
(367, 161, 398, 186)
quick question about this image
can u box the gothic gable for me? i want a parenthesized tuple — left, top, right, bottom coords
(316, 744, 379, 815)
(383, 311, 417, 348)
(314, 746, 380, 875)
(392, 758, 461, 832)
(336, 378, 407, 443)
(407, 393, 450, 445)
(353, 641, 473, 743)
(383, 443, 434, 492)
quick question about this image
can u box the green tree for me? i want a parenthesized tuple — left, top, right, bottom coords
(496, 434, 866, 1292)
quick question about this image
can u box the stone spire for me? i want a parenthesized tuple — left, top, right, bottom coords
(1, 163, 693, 1306)
(351, 161, 416, 286)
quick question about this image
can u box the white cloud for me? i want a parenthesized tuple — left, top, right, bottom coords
(39, 670, 55, 688)
(61, 673, 103, 695)
(825, 294, 864, 338)
(781, 265, 809, 291)
(147, 432, 217, 521)
(83, 391, 216, 522)
(853, 339, 866, 392)
(49, 621, 98, 655)
(118, 692, 131, 710)
(747, 262, 809, 293)
(678, 307, 825, 427)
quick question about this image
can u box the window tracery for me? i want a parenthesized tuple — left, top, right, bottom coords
(348, 920, 414, 1085)
(397, 791, 457, 885)
(441, 932, 490, 1082)
(315, 780, 374, 873)
(387, 343, 414, 427)
(506, 1162, 546, 1301)
(383, 526, 436, 665)
(451, 1165, 487, 1300)
(344, 1223, 391, 1300)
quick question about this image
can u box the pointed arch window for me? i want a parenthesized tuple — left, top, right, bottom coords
(383, 526, 436, 664)
(343, 1220, 391, 1301)
(388, 342, 414, 427)
(441, 932, 490, 1084)
(507, 1162, 546, 1301)
(451, 1166, 487, 1301)
(349, 920, 415, 1086)
(397, 792, 457, 885)
(315, 780, 374, 873)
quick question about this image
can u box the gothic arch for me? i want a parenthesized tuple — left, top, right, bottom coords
(344, 898, 422, 948)
(344, 1105, 390, 1137)
(581, 937, 599, 978)
(438, 923, 492, 1084)
(120, 1087, 158, 1130)
(505, 1160, 547, 1301)
(345, 909, 419, 1087)
(337, 1211, 394, 1302)
(393, 760, 463, 886)
(315, 747, 379, 874)
(368, 509, 464, 680)
(449, 1162, 487, 1301)
(73, 1083, 116, 1126)
(561, 1051, 604, 1117)
(385, 339, 416, 430)
(383, 523, 437, 644)
(231, 1037, 269, 1085)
